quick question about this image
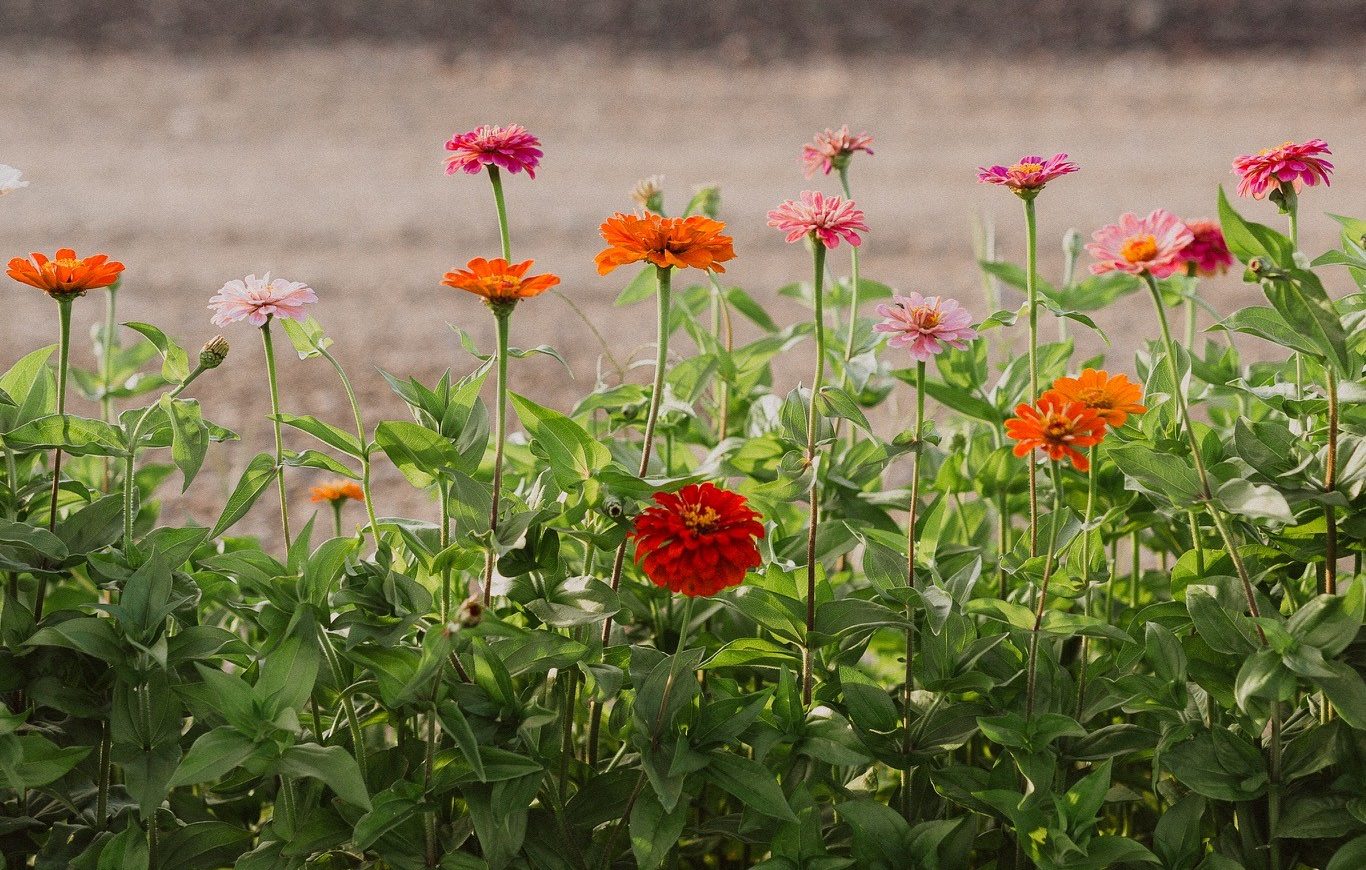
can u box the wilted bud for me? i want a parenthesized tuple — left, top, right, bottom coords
(457, 596, 483, 628)
(691, 184, 721, 219)
(631, 175, 665, 214)
(199, 335, 229, 369)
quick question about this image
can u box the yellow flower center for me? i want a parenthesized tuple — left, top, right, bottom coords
(1120, 234, 1159, 264)
(1078, 387, 1110, 408)
(1258, 141, 1293, 156)
(910, 306, 942, 329)
(53, 258, 84, 269)
(1010, 162, 1045, 175)
(680, 504, 719, 533)
(1044, 420, 1072, 441)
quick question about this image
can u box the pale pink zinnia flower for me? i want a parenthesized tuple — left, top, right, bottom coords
(1232, 139, 1332, 200)
(1086, 210, 1194, 279)
(801, 126, 874, 177)
(208, 274, 318, 327)
(1176, 219, 1234, 277)
(443, 124, 543, 179)
(977, 153, 1079, 196)
(767, 190, 869, 249)
(875, 293, 977, 362)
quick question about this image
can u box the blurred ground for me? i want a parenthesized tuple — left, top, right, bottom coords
(2, 47, 1363, 533)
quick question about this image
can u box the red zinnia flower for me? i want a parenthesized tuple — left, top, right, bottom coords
(1175, 219, 1234, 277)
(631, 482, 765, 597)
(1005, 396, 1108, 471)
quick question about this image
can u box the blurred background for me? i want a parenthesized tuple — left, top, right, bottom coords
(2, 1, 1363, 531)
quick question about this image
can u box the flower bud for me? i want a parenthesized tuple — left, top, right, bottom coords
(1063, 228, 1084, 261)
(199, 335, 229, 369)
(631, 175, 665, 214)
(691, 184, 721, 219)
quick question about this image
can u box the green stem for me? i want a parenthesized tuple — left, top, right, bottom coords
(331, 502, 343, 539)
(100, 286, 118, 492)
(96, 718, 111, 828)
(1075, 448, 1097, 721)
(1129, 531, 1140, 610)
(1188, 511, 1205, 576)
(1023, 197, 1040, 558)
(488, 165, 512, 260)
(837, 166, 862, 388)
(1025, 462, 1064, 719)
(1324, 363, 1339, 595)
(261, 321, 292, 552)
(121, 370, 203, 551)
(439, 481, 452, 618)
(706, 272, 733, 440)
(36, 298, 74, 622)
(317, 624, 369, 779)
(320, 348, 380, 549)
(590, 265, 673, 764)
(483, 307, 511, 605)
(802, 241, 828, 707)
(902, 361, 925, 819)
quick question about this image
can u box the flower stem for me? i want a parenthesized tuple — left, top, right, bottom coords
(331, 502, 343, 539)
(487, 165, 512, 260)
(100, 286, 118, 492)
(837, 166, 862, 389)
(1023, 196, 1040, 558)
(1025, 462, 1064, 719)
(706, 272, 734, 440)
(802, 241, 828, 707)
(261, 320, 292, 552)
(320, 347, 381, 550)
(317, 622, 368, 779)
(35, 298, 74, 622)
(590, 265, 673, 763)
(901, 360, 925, 819)
(1074, 447, 1097, 721)
(439, 480, 452, 618)
(121, 370, 203, 551)
(1324, 367, 1339, 594)
(483, 306, 512, 606)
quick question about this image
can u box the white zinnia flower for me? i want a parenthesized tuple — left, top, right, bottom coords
(0, 165, 28, 196)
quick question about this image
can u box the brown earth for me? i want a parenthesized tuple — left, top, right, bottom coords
(2, 47, 1363, 534)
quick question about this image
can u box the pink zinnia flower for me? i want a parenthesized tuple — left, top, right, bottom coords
(1176, 219, 1234, 277)
(443, 124, 543, 179)
(767, 191, 869, 249)
(1086, 210, 1194, 279)
(801, 126, 874, 177)
(1232, 139, 1332, 200)
(208, 274, 318, 327)
(976, 153, 1079, 196)
(874, 293, 977, 362)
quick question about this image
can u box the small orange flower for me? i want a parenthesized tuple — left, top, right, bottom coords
(1005, 396, 1108, 471)
(310, 480, 365, 504)
(594, 212, 736, 276)
(441, 257, 560, 304)
(7, 248, 124, 299)
(1043, 369, 1147, 428)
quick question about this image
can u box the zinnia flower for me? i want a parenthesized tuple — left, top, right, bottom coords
(1232, 139, 1333, 200)
(801, 126, 874, 177)
(767, 191, 868, 249)
(444, 124, 543, 179)
(1043, 369, 1146, 428)
(1175, 219, 1234, 277)
(631, 482, 765, 597)
(7, 249, 125, 299)
(0, 165, 28, 196)
(631, 175, 665, 213)
(1086, 210, 1193, 279)
(442, 257, 560, 304)
(595, 212, 736, 275)
(1006, 396, 1108, 471)
(976, 153, 1079, 196)
(310, 480, 365, 504)
(874, 293, 978, 362)
(208, 274, 318, 327)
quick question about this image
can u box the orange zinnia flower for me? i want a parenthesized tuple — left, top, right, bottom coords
(7, 248, 124, 299)
(310, 480, 365, 504)
(1005, 396, 1108, 471)
(1043, 368, 1147, 428)
(441, 257, 560, 305)
(594, 212, 736, 276)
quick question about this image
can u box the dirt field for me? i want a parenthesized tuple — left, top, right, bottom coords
(2, 47, 1363, 532)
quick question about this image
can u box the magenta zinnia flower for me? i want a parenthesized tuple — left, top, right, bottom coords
(443, 124, 543, 179)
(874, 293, 977, 362)
(1086, 210, 1193, 279)
(1176, 219, 1234, 277)
(801, 126, 874, 177)
(208, 274, 318, 327)
(976, 153, 1079, 196)
(767, 191, 869, 249)
(1232, 139, 1332, 200)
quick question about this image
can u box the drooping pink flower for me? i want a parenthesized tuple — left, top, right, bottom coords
(767, 191, 869, 249)
(1176, 219, 1234, 277)
(1232, 139, 1332, 200)
(1086, 210, 1194, 279)
(874, 293, 978, 362)
(801, 126, 874, 177)
(208, 274, 318, 327)
(976, 153, 1079, 196)
(443, 124, 543, 179)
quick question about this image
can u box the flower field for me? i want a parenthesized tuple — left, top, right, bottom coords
(0, 118, 1363, 870)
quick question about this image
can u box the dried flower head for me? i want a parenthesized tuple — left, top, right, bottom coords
(199, 335, 230, 369)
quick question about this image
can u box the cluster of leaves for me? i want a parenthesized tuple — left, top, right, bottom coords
(0, 195, 1363, 870)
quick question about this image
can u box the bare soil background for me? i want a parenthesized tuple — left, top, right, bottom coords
(2, 47, 1363, 534)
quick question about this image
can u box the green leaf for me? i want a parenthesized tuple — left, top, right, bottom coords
(1163, 730, 1267, 801)
(159, 396, 208, 490)
(278, 743, 372, 809)
(4, 414, 127, 457)
(1218, 186, 1293, 267)
(1261, 269, 1350, 375)
(167, 726, 257, 787)
(1108, 443, 1202, 505)
(630, 789, 687, 870)
(705, 751, 797, 821)
(27, 617, 123, 661)
(124, 322, 190, 384)
(614, 266, 659, 306)
(510, 393, 610, 489)
(817, 385, 872, 434)
(277, 413, 363, 458)
(158, 821, 252, 870)
(1215, 306, 1324, 357)
(1216, 479, 1293, 523)
(280, 315, 333, 359)
(375, 420, 462, 488)
(210, 453, 277, 538)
